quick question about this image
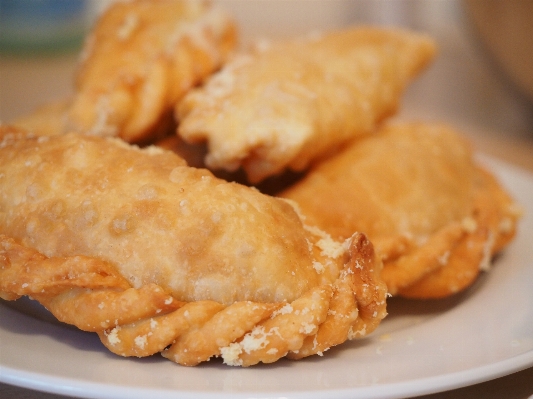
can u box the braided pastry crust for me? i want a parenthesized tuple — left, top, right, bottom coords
(0, 232, 385, 366)
(0, 127, 387, 366)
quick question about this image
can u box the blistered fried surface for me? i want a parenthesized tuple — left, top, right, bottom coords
(177, 27, 436, 182)
(280, 123, 521, 298)
(66, 0, 236, 143)
(0, 129, 328, 304)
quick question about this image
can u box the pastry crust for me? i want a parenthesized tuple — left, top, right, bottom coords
(177, 27, 436, 182)
(0, 126, 387, 366)
(66, 0, 237, 143)
(280, 123, 521, 298)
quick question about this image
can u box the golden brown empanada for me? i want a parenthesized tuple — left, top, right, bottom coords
(177, 27, 436, 183)
(0, 125, 387, 366)
(66, 0, 236, 143)
(279, 123, 521, 298)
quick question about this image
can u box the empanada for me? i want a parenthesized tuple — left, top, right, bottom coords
(66, 0, 236, 143)
(177, 27, 436, 182)
(279, 123, 521, 298)
(0, 126, 387, 366)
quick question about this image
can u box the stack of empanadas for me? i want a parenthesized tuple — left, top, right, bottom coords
(0, 0, 521, 367)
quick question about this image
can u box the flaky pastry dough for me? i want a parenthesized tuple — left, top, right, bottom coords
(177, 27, 436, 182)
(280, 123, 521, 298)
(0, 126, 387, 366)
(66, 0, 236, 143)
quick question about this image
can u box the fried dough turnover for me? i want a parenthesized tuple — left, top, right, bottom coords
(280, 123, 521, 298)
(177, 27, 436, 183)
(66, 0, 236, 143)
(0, 126, 387, 366)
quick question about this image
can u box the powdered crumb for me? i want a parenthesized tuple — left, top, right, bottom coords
(164, 297, 174, 305)
(271, 303, 293, 318)
(134, 334, 148, 350)
(240, 326, 271, 353)
(299, 322, 316, 335)
(312, 261, 325, 274)
(106, 327, 121, 346)
(220, 343, 243, 366)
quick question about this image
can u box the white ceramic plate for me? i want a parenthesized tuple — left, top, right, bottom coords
(1, 156, 532, 399)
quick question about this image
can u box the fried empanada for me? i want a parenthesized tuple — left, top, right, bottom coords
(177, 27, 436, 183)
(0, 126, 387, 366)
(66, 0, 236, 143)
(279, 123, 521, 298)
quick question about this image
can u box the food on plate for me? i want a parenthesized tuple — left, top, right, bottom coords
(279, 123, 522, 298)
(0, 0, 524, 371)
(0, 126, 387, 366)
(176, 26, 436, 183)
(66, 0, 236, 143)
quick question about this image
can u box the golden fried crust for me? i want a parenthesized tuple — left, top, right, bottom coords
(177, 27, 436, 183)
(0, 129, 323, 304)
(397, 166, 521, 298)
(66, 0, 237, 143)
(281, 123, 476, 240)
(280, 123, 522, 298)
(0, 126, 387, 365)
(0, 232, 386, 366)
